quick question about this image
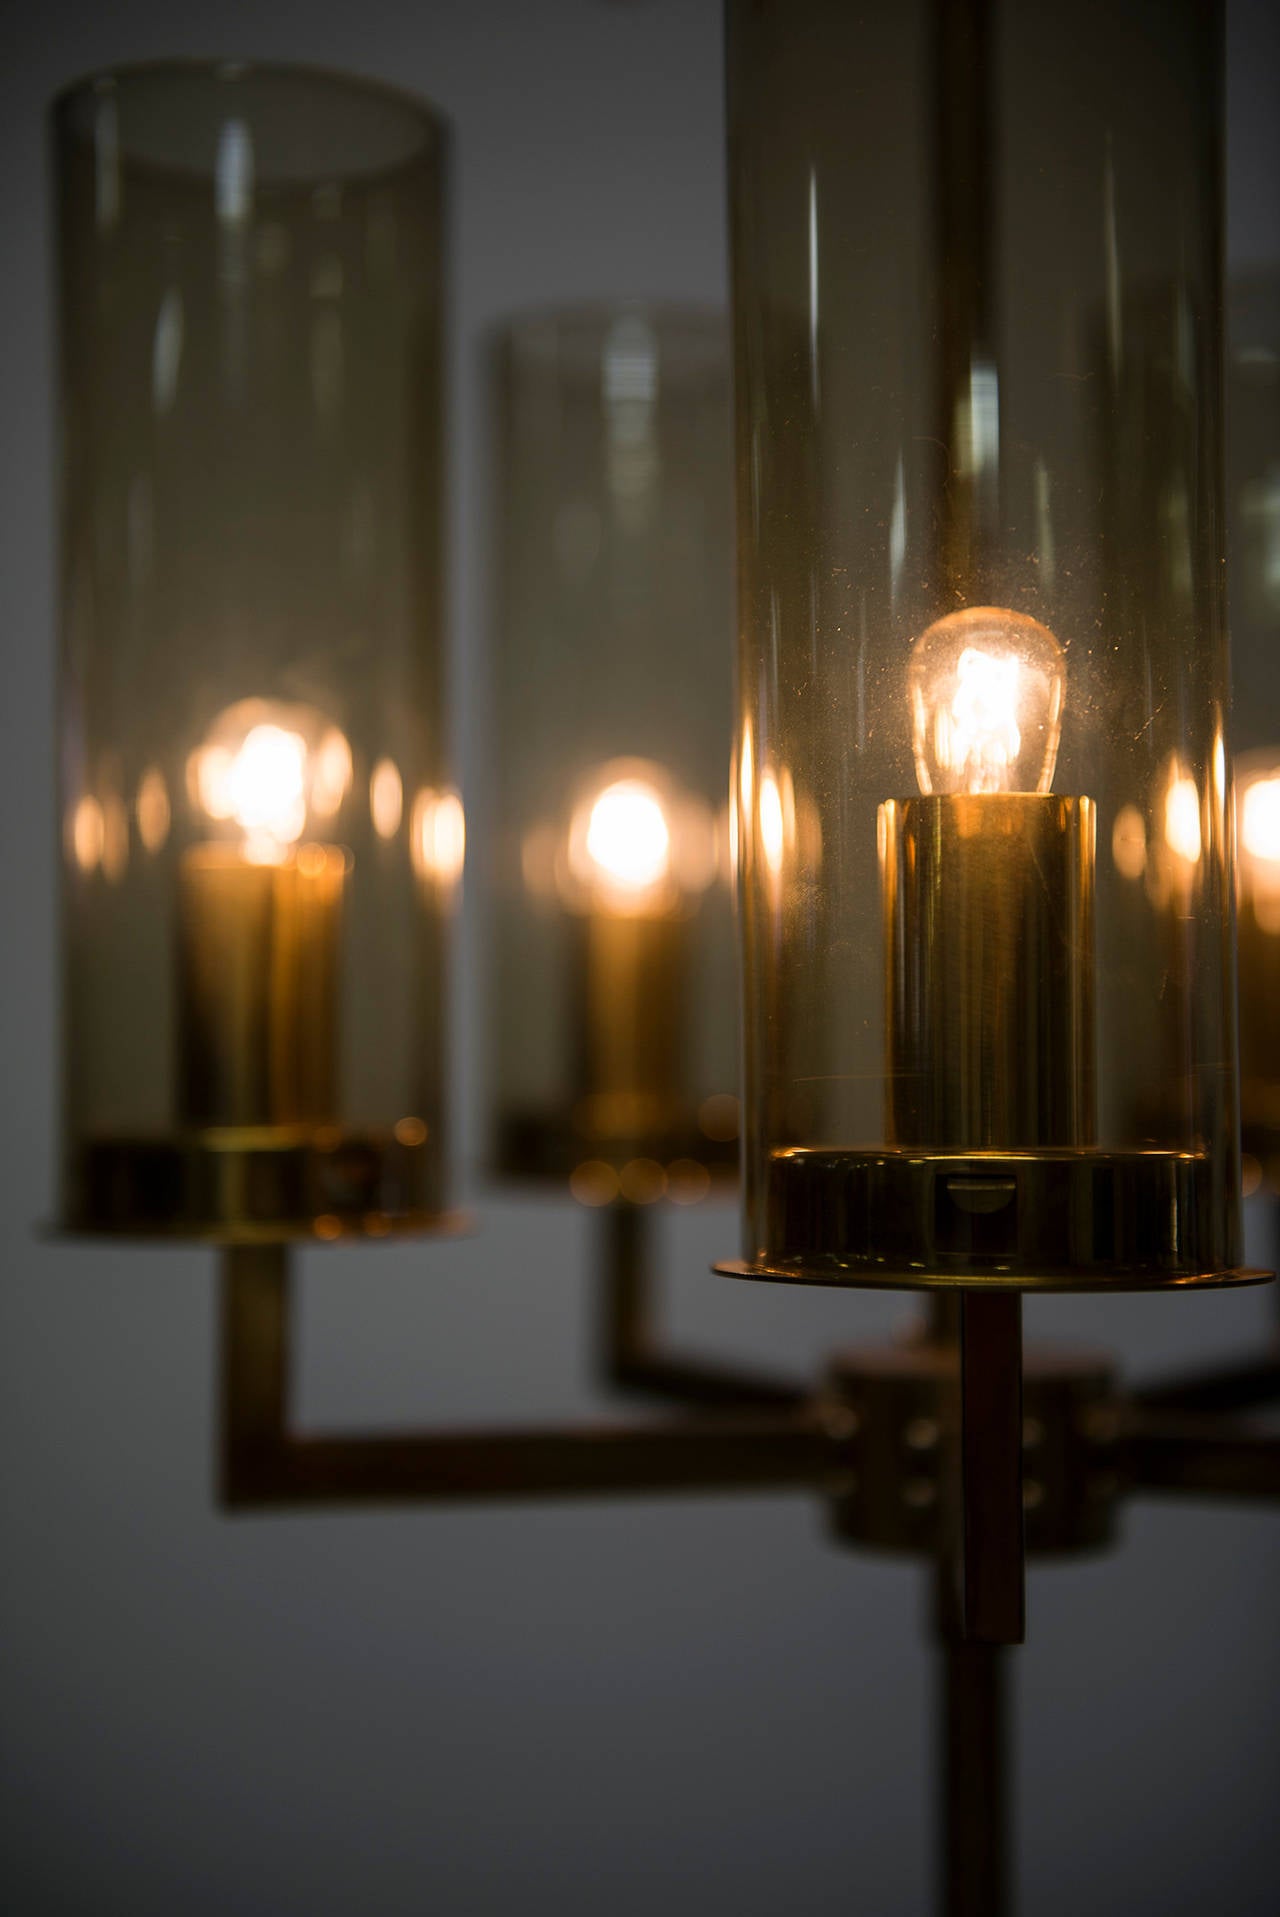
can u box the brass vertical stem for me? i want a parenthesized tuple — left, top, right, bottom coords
(598, 1201, 654, 1378)
(940, 1625, 1010, 1916)
(220, 1242, 290, 1500)
(959, 1291, 1025, 1645)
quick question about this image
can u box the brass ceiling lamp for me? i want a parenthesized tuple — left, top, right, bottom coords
(43, 26, 1280, 1917)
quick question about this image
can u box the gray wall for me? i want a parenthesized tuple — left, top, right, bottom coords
(2, 3, 1278, 1913)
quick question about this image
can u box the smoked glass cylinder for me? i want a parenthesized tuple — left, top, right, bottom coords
(1229, 276, 1280, 1184)
(726, 0, 1245, 1289)
(54, 63, 454, 1241)
(488, 308, 737, 1206)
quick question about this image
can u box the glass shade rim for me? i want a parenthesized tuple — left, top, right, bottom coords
(49, 57, 448, 183)
(491, 299, 729, 377)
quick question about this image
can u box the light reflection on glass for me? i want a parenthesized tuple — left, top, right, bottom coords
(136, 766, 170, 853)
(370, 758, 403, 839)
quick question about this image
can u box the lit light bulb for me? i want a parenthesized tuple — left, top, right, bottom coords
(585, 779, 670, 890)
(191, 699, 350, 861)
(225, 724, 308, 846)
(909, 607, 1065, 795)
(562, 760, 715, 915)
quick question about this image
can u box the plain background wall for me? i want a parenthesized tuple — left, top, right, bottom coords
(1, 3, 1277, 1913)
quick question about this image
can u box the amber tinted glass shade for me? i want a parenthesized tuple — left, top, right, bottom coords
(487, 308, 738, 1206)
(54, 63, 453, 1241)
(1229, 276, 1280, 1182)
(726, 0, 1245, 1289)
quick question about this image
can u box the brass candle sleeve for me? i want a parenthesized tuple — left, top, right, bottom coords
(178, 846, 344, 1130)
(882, 795, 1095, 1153)
(571, 909, 687, 1150)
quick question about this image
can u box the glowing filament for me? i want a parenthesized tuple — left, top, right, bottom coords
(909, 607, 1065, 796)
(938, 648, 1021, 791)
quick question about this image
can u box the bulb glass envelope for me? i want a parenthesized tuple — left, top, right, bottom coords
(488, 308, 738, 1203)
(723, 0, 1251, 1291)
(54, 62, 455, 1241)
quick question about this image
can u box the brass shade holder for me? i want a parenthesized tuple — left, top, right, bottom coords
(63, 1130, 461, 1243)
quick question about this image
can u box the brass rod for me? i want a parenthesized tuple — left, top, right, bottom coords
(959, 1290, 1025, 1644)
(597, 1202, 805, 1409)
(598, 1201, 653, 1372)
(222, 1414, 845, 1509)
(941, 1635, 1010, 1917)
(219, 1242, 290, 1499)
(1122, 1412, 1280, 1501)
(1130, 1353, 1280, 1417)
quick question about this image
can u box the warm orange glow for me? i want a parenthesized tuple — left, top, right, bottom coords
(1111, 803, 1147, 881)
(101, 794, 129, 884)
(569, 1159, 620, 1207)
(1241, 775, 1280, 865)
(226, 724, 308, 854)
(136, 765, 170, 853)
(584, 779, 670, 891)
(71, 795, 105, 873)
(370, 758, 403, 839)
(310, 727, 353, 819)
(1236, 756, 1280, 933)
(560, 760, 715, 915)
(411, 787, 466, 887)
(192, 699, 350, 860)
(1164, 774, 1202, 864)
(667, 1157, 712, 1205)
(909, 607, 1065, 795)
(759, 772, 785, 875)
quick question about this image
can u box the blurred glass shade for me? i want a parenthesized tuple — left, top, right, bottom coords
(488, 308, 737, 1201)
(54, 62, 454, 1240)
(725, 0, 1244, 1289)
(1227, 279, 1280, 1181)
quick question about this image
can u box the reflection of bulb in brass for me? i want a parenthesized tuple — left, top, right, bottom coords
(909, 606, 1065, 795)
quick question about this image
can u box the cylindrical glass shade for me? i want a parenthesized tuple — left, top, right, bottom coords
(1229, 276, 1280, 1182)
(54, 63, 455, 1241)
(487, 308, 737, 1206)
(725, 0, 1247, 1289)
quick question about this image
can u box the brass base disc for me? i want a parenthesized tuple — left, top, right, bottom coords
(717, 1258, 1268, 1295)
(494, 1106, 738, 1186)
(60, 1128, 462, 1245)
(718, 1145, 1269, 1293)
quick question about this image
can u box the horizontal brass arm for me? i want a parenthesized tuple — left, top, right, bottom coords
(1120, 1409, 1280, 1502)
(224, 1416, 848, 1509)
